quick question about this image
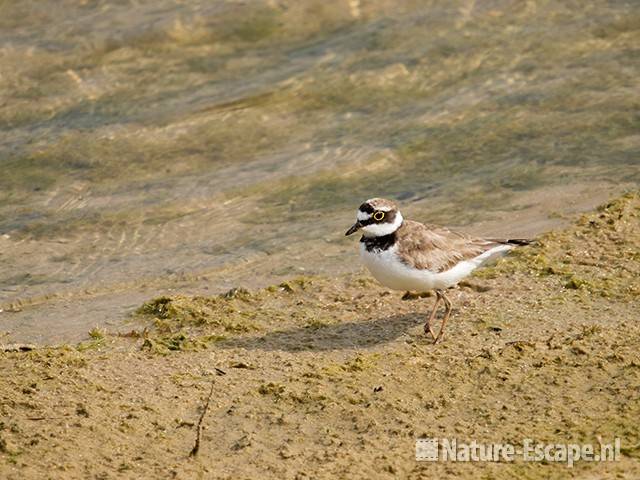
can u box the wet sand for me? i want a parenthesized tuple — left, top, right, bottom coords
(2, 0, 639, 344)
(0, 180, 632, 345)
(1, 192, 638, 479)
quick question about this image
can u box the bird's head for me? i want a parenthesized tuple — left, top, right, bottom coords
(345, 198, 403, 237)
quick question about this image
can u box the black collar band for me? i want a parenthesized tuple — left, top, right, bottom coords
(360, 232, 397, 252)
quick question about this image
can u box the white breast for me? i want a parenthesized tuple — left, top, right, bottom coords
(359, 243, 513, 292)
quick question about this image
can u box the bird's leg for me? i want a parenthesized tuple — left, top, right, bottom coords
(424, 291, 441, 339)
(433, 290, 452, 344)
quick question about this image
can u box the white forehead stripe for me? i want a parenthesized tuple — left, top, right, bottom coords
(357, 211, 371, 221)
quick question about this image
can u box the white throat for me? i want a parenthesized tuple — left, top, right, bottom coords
(362, 212, 403, 237)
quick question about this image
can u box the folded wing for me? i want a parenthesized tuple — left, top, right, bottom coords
(395, 220, 507, 272)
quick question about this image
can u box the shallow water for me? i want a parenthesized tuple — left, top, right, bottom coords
(1, 0, 638, 343)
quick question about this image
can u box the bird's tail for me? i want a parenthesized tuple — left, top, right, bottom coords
(489, 238, 533, 246)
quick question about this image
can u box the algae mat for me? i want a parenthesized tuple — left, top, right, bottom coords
(1, 193, 639, 478)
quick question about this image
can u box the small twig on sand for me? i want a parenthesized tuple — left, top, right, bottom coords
(189, 379, 215, 457)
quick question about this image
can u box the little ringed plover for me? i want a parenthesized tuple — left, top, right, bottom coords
(345, 198, 530, 343)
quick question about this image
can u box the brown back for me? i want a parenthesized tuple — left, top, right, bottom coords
(395, 220, 499, 272)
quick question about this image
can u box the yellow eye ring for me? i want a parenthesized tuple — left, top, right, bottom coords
(373, 211, 385, 221)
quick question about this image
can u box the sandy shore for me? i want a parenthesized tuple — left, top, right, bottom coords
(1, 192, 639, 479)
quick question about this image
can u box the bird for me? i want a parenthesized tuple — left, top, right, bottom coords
(345, 198, 530, 343)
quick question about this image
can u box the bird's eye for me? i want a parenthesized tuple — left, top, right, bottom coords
(373, 211, 385, 221)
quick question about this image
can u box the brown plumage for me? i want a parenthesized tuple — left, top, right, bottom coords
(363, 198, 398, 212)
(395, 221, 505, 272)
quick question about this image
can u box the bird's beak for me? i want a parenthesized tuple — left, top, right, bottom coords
(345, 221, 362, 236)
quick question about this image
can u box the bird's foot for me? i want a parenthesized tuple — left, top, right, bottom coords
(424, 323, 438, 340)
(433, 331, 445, 344)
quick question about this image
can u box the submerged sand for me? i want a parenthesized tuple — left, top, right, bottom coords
(1, 192, 639, 479)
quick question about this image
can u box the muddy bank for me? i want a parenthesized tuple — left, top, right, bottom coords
(1, 192, 638, 479)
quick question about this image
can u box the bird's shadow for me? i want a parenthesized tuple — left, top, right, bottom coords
(218, 313, 422, 352)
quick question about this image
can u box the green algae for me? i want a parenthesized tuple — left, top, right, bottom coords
(304, 317, 338, 330)
(341, 353, 379, 373)
(323, 353, 380, 377)
(564, 276, 594, 291)
(276, 277, 314, 292)
(87, 327, 105, 341)
(138, 294, 261, 334)
(139, 331, 226, 355)
(134, 275, 343, 351)
(258, 382, 285, 398)
(475, 192, 640, 300)
(76, 337, 105, 352)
